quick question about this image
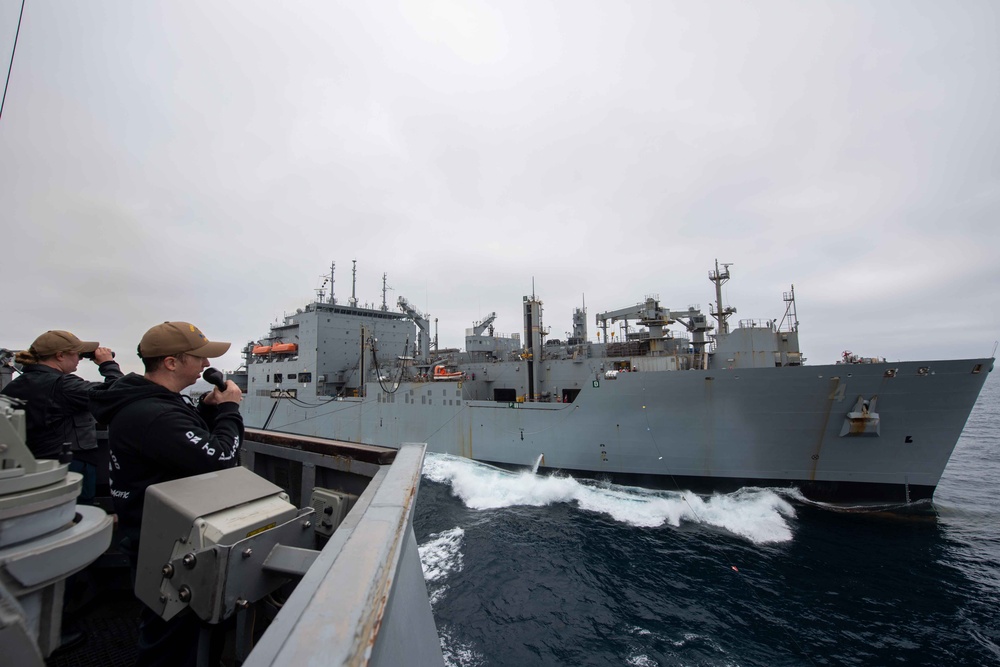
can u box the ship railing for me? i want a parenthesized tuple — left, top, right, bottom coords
(737, 319, 775, 330)
(236, 431, 441, 665)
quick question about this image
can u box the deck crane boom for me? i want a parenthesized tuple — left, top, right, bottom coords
(595, 297, 713, 356)
(471, 312, 497, 336)
(397, 297, 431, 362)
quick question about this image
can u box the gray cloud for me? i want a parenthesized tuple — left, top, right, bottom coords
(2, 1, 997, 380)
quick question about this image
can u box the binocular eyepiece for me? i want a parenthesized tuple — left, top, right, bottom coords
(81, 350, 115, 360)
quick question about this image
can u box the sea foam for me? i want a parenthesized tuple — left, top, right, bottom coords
(422, 452, 796, 544)
(418, 526, 465, 607)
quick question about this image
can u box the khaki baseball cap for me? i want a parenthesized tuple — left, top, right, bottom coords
(138, 322, 231, 358)
(30, 330, 99, 357)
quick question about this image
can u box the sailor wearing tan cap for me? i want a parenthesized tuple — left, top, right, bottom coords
(1, 330, 123, 500)
(89, 321, 243, 667)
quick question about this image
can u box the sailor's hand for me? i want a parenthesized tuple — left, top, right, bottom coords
(92, 347, 115, 364)
(204, 380, 243, 406)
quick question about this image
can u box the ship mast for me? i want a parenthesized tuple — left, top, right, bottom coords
(349, 259, 358, 307)
(709, 259, 736, 335)
(316, 261, 336, 304)
(779, 284, 799, 333)
(381, 273, 391, 311)
(329, 261, 336, 304)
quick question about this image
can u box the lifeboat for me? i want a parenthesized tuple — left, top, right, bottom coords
(432, 365, 463, 381)
(271, 343, 298, 354)
(252, 345, 272, 355)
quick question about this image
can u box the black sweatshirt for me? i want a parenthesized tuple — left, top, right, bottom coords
(89, 373, 243, 540)
(1, 361, 124, 458)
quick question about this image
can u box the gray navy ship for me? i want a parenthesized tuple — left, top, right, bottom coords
(242, 260, 994, 506)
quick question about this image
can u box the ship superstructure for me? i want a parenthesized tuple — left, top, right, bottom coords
(243, 261, 993, 505)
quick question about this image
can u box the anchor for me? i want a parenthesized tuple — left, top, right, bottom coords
(839, 395, 880, 437)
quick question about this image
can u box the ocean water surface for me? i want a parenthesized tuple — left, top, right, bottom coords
(413, 375, 1000, 666)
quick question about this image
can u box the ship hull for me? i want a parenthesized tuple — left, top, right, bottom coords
(244, 357, 992, 505)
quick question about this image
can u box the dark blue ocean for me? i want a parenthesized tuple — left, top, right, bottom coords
(413, 375, 999, 667)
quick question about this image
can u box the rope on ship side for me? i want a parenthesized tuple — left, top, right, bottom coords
(370, 335, 408, 395)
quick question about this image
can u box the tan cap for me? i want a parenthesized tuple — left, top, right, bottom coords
(138, 322, 231, 358)
(30, 330, 99, 357)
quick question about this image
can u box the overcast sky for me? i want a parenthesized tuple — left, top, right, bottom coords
(2, 1, 998, 379)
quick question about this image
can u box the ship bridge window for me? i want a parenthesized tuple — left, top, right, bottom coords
(274, 373, 282, 383)
(299, 372, 312, 383)
(287, 373, 297, 381)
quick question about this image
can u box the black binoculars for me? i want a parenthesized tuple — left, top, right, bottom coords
(81, 350, 115, 360)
